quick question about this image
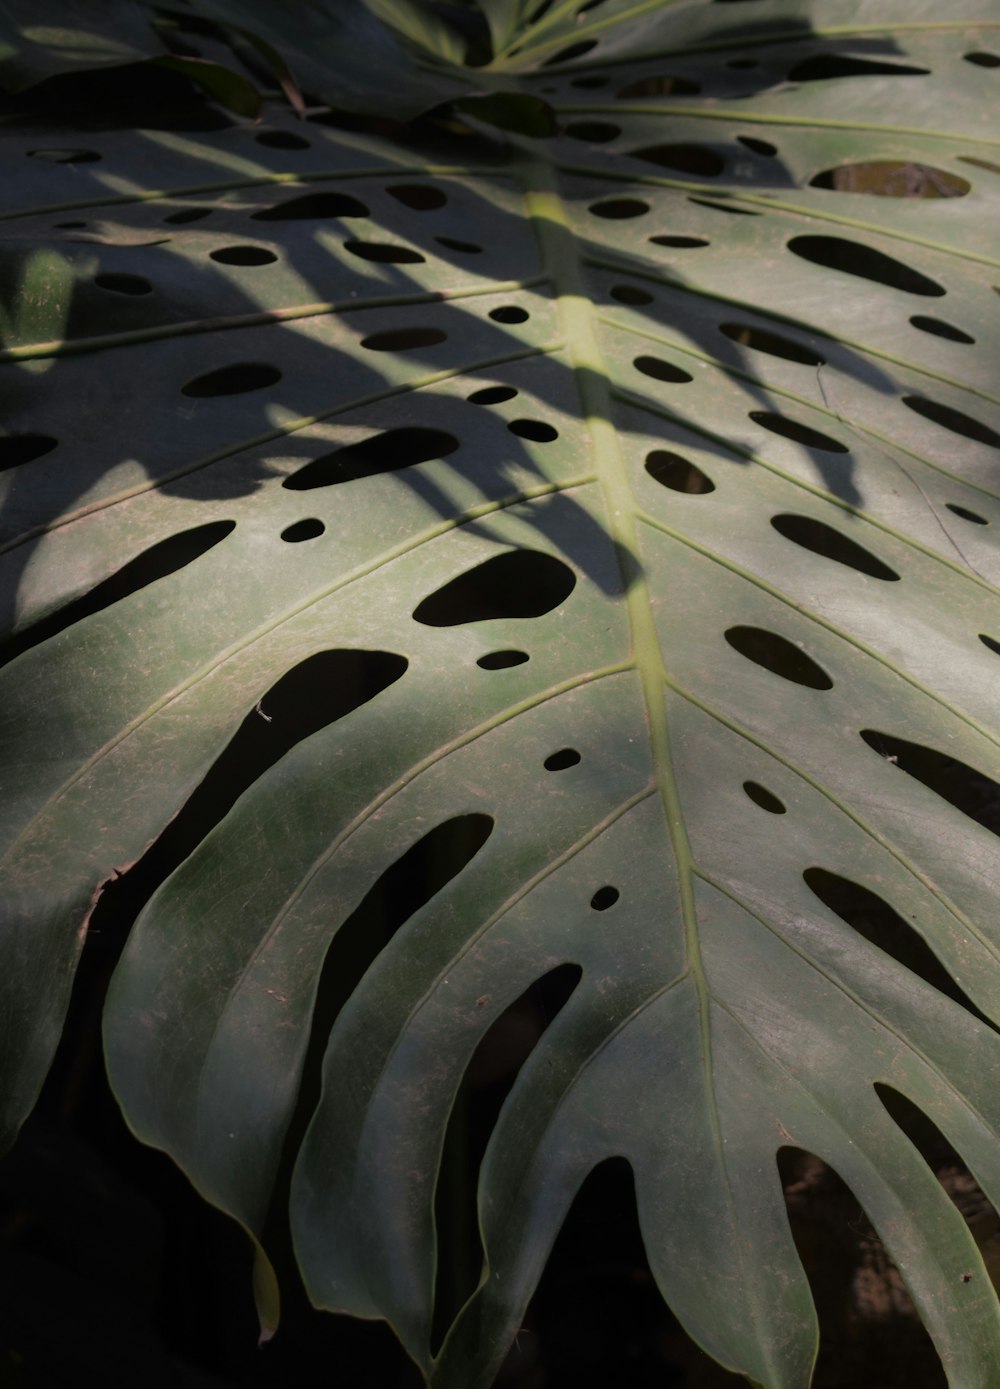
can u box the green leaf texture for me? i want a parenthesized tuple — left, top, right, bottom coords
(2, 2, 1000, 1384)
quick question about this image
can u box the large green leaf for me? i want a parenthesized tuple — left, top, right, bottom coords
(3, 1, 1000, 1383)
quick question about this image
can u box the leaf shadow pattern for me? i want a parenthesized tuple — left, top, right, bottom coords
(2, 11, 1000, 1388)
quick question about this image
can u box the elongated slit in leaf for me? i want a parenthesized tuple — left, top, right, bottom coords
(0, 522, 236, 669)
(414, 550, 575, 626)
(859, 733, 1000, 839)
(432, 962, 582, 1351)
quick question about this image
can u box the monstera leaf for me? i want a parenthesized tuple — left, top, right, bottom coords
(3, 1, 1000, 1384)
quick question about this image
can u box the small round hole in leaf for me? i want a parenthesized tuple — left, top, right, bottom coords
(588, 198, 649, 219)
(544, 748, 581, 771)
(946, 503, 988, 525)
(281, 519, 325, 542)
(344, 240, 425, 264)
(725, 626, 833, 690)
(181, 363, 281, 398)
(95, 273, 152, 295)
(743, 781, 786, 814)
(611, 284, 653, 305)
(750, 411, 848, 454)
(508, 419, 558, 442)
(909, 316, 974, 344)
(210, 245, 278, 266)
(361, 327, 446, 351)
(590, 886, 619, 911)
(388, 183, 447, 210)
(0, 434, 57, 471)
(477, 649, 529, 669)
(255, 130, 310, 150)
(469, 385, 518, 405)
(720, 322, 824, 366)
(645, 450, 714, 494)
(489, 306, 529, 324)
(634, 355, 693, 384)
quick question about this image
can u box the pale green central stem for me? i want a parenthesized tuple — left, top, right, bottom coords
(523, 157, 705, 991)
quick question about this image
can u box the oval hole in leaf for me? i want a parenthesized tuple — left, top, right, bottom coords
(588, 198, 649, 219)
(489, 306, 529, 323)
(564, 121, 620, 142)
(750, 411, 849, 454)
(95, 273, 152, 295)
(181, 362, 281, 397)
(803, 868, 991, 1021)
(414, 550, 575, 626)
(787, 55, 929, 80)
(209, 245, 278, 266)
(616, 74, 700, 97)
(477, 649, 529, 669)
(909, 315, 974, 344)
(688, 196, 759, 216)
(281, 519, 325, 542)
(435, 235, 482, 253)
(0, 521, 235, 670)
(361, 327, 446, 352)
(650, 234, 709, 248)
(571, 74, 609, 88)
(284, 427, 459, 490)
(645, 449, 714, 494)
(388, 183, 447, 210)
(737, 135, 777, 156)
(787, 235, 945, 297)
(631, 144, 724, 176)
(255, 130, 310, 150)
(252, 191, 369, 221)
(0, 434, 57, 471)
(860, 731, 1000, 837)
(431, 961, 582, 1347)
(344, 240, 425, 264)
(610, 284, 653, 305)
(946, 503, 988, 525)
(508, 418, 558, 442)
(770, 514, 899, 580)
(743, 781, 785, 814)
(590, 886, 619, 911)
(963, 51, 1000, 67)
(719, 322, 824, 366)
(810, 162, 969, 198)
(544, 748, 581, 771)
(29, 147, 101, 163)
(543, 39, 599, 65)
(164, 207, 212, 224)
(54, 221, 87, 229)
(725, 626, 833, 689)
(468, 385, 517, 405)
(634, 355, 693, 384)
(901, 396, 1000, 449)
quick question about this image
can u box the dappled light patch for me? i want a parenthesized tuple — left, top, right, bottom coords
(414, 550, 576, 625)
